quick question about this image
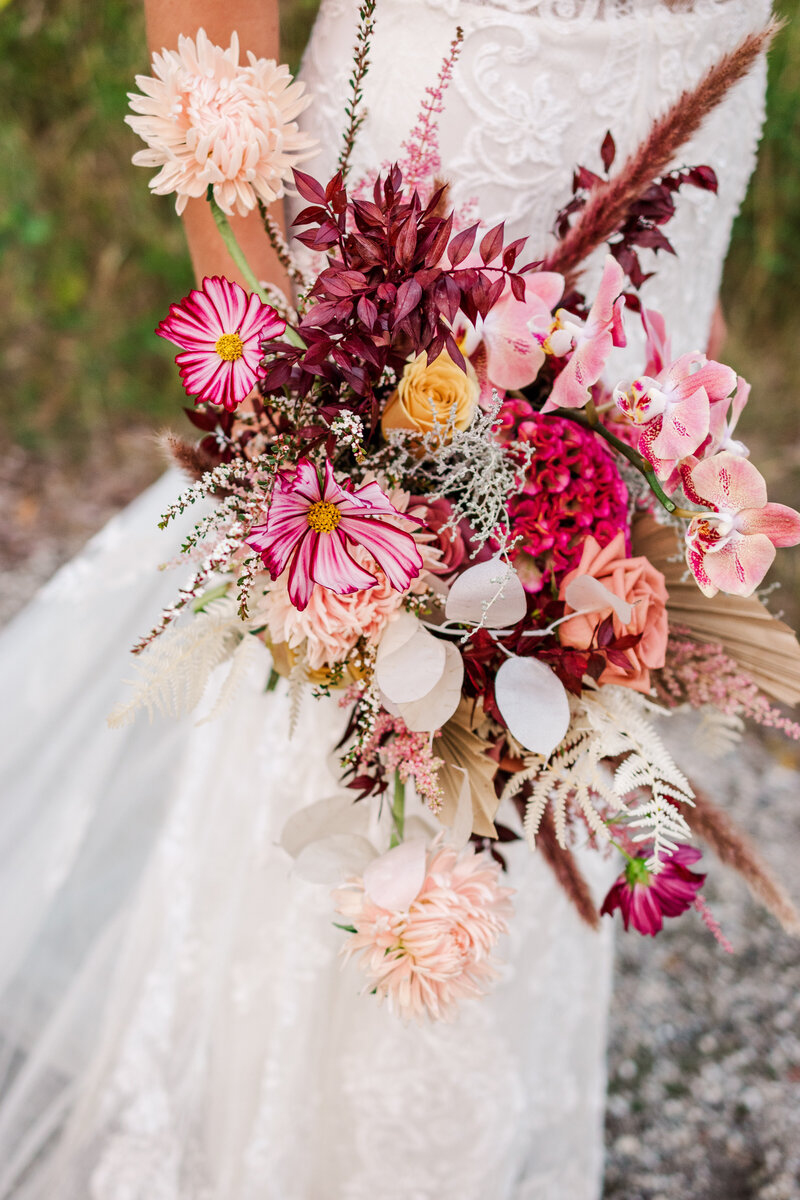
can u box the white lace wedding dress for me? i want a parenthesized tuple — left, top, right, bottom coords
(0, 1, 769, 1197)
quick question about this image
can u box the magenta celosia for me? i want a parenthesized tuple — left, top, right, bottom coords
(601, 845, 706, 936)
(333, 839, 514, 1021)
(498, 404, 629, 592)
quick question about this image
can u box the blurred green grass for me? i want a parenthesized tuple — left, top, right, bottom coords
(1, 0, 799, 605)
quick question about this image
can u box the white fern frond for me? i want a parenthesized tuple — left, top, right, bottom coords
(108, 597, 248, 727)
(196, 633, 266, 725)
(505, 687, 694, 870)
(287, 657, 308, 738)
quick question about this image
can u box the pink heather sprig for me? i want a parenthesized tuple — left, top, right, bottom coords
(694, 893, 734, 953)
(656, 634, 800, 740)
(357, 713, 444, 812)
(399, 28, 464, 193)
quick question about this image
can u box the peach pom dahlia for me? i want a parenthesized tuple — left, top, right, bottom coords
(126, 28, 316, 216)
(333, 840, 514, 1021)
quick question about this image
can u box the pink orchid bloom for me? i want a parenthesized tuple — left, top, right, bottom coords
(614, 351, 736, 482)
(682, 452, 800, 598)
(705, 375, 751, 460)
(539, 256, 627, 412)
(640, 307, 671, 377)
(247, 459, 424, 611)
(455, 272, 564, 398)
(601, 845, 705, 937)
(157, 275, 286, 411)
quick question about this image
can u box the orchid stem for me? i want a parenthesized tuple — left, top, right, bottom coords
(390, 771, 406, 848)
(553, 406, 680, 516)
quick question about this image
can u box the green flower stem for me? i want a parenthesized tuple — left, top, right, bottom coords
(553, 404, 682, 516)
(390, 772, 406, 848)
(205, 187, 306, 350)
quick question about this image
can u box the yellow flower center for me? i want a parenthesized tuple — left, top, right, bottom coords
(215, 332, 245, 361)
(306, 501, 342, 534)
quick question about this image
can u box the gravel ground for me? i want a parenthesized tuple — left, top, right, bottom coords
(2, 454, 799, 1199)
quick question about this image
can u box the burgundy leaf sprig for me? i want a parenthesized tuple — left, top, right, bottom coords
(259, 163, 536, 431)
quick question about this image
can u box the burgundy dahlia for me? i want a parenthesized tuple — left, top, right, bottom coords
(498, 403, 629, 592)
(601, 845, 706, 936)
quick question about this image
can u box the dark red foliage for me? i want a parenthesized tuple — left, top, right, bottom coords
(259, 165, 535, 429)
(460, 597, 643, 717)
(554, 131, 718, 291)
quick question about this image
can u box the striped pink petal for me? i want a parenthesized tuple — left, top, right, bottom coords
(311, 531, 377, 593)
(287, 530, 318, 611)
(339, 515, 424, 591)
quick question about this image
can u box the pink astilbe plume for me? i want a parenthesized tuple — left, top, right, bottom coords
(127, 28, 316, 216)
(157, 276, 286, 410)
(399, 28, 464, 194)
(333, 839, 514, 1021)
(656, 634, 800, 740)
(355, 713, 444, 812)
(247, 459, 423, 611)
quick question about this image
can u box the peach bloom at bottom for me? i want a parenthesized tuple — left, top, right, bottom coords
(557, 531, 669, 693)
(333, 841, 514, 1022)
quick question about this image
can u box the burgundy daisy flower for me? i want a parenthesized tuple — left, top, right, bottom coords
(601, 845, 706, 936)
(247, 458, 424, 611)
(157, 275, 285, 411)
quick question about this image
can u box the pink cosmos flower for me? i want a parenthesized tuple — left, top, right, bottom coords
(614, 351, 736, 482)
(682, 452, 800, 598)
(126, 29, 316, 216)
(455, 271, 565, 397)
(539, 256, 627, 412)
(601, 845, 706, 936)
(333, 840, 514, 1021)
(157, 276, 285, 410)
(247, 459, 424, 611)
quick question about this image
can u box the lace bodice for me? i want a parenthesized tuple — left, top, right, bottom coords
(296, 0, 770, 369)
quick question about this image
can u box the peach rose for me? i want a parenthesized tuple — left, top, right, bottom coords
(557, 532, 668, 693)
(381, 351, 479, 441)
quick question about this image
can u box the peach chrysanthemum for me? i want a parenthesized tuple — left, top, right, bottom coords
(261, 545, 406, 671)
(333, 841, 514, 1021)
(126, 29, 316, 216)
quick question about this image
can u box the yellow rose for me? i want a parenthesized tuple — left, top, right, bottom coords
(381, 351, 479, 442)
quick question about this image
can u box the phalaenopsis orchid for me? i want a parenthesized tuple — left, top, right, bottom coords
(116, 16, 800, 1022)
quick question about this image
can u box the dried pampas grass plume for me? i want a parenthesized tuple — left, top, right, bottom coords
(537, 808, 601, 930)
(545, 21, 780, 279)
(687, 784, 800, 935)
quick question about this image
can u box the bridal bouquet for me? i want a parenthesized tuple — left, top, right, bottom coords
(117, 15, 800, 1019)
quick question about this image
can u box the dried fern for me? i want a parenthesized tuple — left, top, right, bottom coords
(109, 597, 250, 727)
(504, 687, 694, 870)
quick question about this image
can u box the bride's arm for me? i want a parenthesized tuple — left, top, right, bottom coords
(144, 0, 290, 293)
